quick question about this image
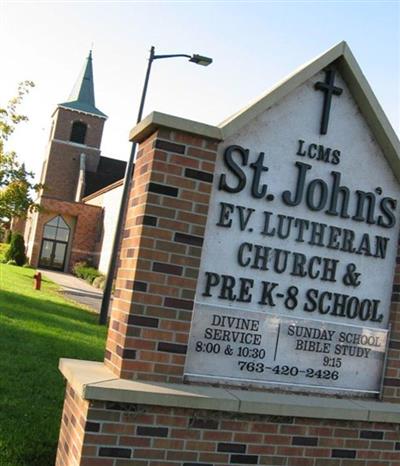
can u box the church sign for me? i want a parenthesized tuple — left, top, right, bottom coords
(184, 66, 399, 394)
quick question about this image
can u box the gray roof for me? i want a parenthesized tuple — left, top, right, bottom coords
(58, 51, 107, 118)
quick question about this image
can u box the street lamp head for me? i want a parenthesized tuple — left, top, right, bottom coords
(190, 54, 213, 66)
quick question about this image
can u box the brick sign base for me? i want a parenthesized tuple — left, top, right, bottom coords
(57, 384, 400, 466)
(56, 42, 400, 466)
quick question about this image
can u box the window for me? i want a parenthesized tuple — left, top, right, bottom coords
(70, 121, 87, 144)
(43, 216, 70, 243)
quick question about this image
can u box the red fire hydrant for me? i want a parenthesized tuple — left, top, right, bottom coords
(34, 271, 42, 290)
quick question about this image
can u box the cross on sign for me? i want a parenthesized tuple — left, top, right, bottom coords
(314, 68, 343, 135)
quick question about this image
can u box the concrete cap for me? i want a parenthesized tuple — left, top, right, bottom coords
(60, 358, 400, 424)
(129, 111, 223, 143)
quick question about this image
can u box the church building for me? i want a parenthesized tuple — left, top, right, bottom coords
(22, 52, 127, 273)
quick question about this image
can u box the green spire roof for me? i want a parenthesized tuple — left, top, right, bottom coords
(58, 51, 107, 118)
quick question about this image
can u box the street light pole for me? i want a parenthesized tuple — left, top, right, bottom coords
(99, 46, 212, 325)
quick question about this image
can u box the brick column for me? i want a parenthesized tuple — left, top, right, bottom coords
(383, 238, 400, 402)
(104, 122, 221, 382)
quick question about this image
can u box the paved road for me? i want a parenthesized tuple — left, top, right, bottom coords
(38, 269, 104, 313)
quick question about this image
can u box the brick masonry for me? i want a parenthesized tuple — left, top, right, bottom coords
(43, 107, 105, 202)
(104, 128, 219, 382)
(29, 196, 103, 271)
(56, 384, 400, 466)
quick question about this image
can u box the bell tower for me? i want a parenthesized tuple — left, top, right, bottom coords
(41, 51, 107, 202)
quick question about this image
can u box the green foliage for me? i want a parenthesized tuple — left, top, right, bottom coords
(0, 242, 9, 262)
(5, 232, 26, 266)
(0, 264, 106, 466)
(5, 229, 12, 243)
(0, 81, 42, 224)
(73, 261, 103, 284)
(92, 275, 106, 289)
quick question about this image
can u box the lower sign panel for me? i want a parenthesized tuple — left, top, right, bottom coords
(184, 303, 388, 393)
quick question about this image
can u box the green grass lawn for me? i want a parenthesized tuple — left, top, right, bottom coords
(0, 263, 107, 466)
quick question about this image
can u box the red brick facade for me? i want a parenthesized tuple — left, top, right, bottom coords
(29, 197, 102, 271)
(42, 108, 105, 202)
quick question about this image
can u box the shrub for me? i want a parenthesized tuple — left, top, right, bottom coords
(0, 243, 9, 263)
(92, 275, 106, 289)
(5, 233, 26, 266)
(5, 230, 12, 243)
(73, 261, 102, 284)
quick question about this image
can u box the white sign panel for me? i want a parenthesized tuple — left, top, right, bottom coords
(185, 304, 388, 393)
(184, 66, 399, 394)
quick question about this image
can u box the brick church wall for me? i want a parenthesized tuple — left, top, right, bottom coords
(42, 142, 95, 202)
(53, 108, 105, 149)
(29, 197, 102, 271)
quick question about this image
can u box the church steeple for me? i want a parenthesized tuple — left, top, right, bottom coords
(58, 51, 107, 118)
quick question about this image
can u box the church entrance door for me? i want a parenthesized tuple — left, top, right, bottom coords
(38, 216, 70, 271)
(39, 239, 68, 270)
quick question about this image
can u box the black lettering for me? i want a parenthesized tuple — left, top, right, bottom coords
(261, 211, 276, 237)
(237, 278, 254, 303)
(282, 161, 312, 207)
(290, 252, 307, 277)
(258, 281, 278, 306)
(216, 202, 235, 228)
(318, 291, 332, 314)
(353, 190, 376, 224)
(218, 275, 237, 300)
(307, 179, 328, 210)
(250, 152, 269, 198)
(202, 272, 220, 297)
(326, 171, 350, 218)
(327, 226, 341, 250)
(309, 222, 326, 246)
(237, 242, 252, 267)
(308, 256, 321, 279)
(273, 249, 289, 273)
(321, 258, 338, 282)
(251, 245, 271, 271)
(378, 197, 397, 228)
(296, 139, 306, 156)
(304, 288, 318, 312)
(218, 145, 248, 193)
(375, 236, 389, 259)
(356, 234, 372, 256)
(317, 145, 331, 162)
(331, 149, 341, 165)
(341, 228, 356, 253)
(307, 143, 318, 159)
(237, 205, 255, 231)
(294, 218, 309, 242)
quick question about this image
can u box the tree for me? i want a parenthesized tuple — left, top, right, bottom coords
(5, 232, 26, 266)
(0, 81, 41, 224)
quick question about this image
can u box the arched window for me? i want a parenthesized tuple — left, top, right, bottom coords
(70, 121, 87, 144)
(43, 216, 70, 243)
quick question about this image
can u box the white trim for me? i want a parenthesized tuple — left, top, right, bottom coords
(52, 138, 100, 151)
(55, 105, 107, 120)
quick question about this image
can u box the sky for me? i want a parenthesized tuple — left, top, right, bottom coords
(1, 1, 399, 182)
